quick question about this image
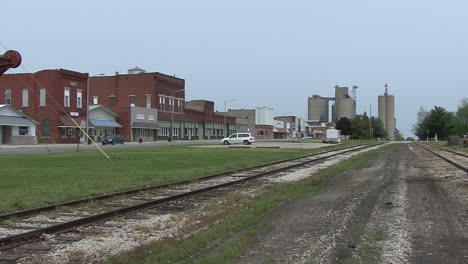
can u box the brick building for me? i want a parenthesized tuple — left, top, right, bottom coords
(90, 69, 241, 142)
(0, 69, 88, 143)
(274, 115, 299, 139)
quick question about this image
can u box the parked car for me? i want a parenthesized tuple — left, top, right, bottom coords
(102, 135, 125, 145)
(302, 136, 314, 140)
(221, 133, 255, 145)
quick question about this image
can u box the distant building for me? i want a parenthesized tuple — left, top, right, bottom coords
(90, 70, 238, 141)
(88, 104, 123, 142)
(308, 85, 357, 124)
(305, 120, 328, 139)
(223, 109, 256, 134)
(274, 115, 299, 139)
(378, 85, 396, 140)
(255, 107, 274, 139)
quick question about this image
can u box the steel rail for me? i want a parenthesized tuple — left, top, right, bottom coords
(422, 143, 468, 158)
(413, 143, 468, 173)
(0, 144, 379, 250)
(0, 144, 374, 221)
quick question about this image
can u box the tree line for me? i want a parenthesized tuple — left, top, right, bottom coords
(334, 114, 400, 140)
(412, 98, 468, 140)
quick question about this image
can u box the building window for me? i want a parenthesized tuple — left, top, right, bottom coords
(64, 88, 70, 107)
(93, 96, 98, 105)
(77, 89, 82, 108)
(129, 95, 135, 106)
(169, 97, 173, 112)
(22, 89, 29, 107)
(43, 119, 50, 137)
(39, 88, 46, 106)
(146, 95, 151, 108)
(5, 89, 11, 105)
(109, 96, 115, 106)
(177, 100, 183, 112)
(160, 127, 169, 136)
(61, 127, 76, 137)
(19, 126, 29, 136)
(159, 96, 165, 111)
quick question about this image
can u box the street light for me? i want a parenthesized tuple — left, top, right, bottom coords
(224, 99, 236, 137)
(169, 89, 186, 141)
(86, 73, 104, 144)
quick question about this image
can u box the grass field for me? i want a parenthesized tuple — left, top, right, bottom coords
(0, 140, 375, 213)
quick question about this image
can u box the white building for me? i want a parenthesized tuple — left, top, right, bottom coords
(0, 105, 38, 144)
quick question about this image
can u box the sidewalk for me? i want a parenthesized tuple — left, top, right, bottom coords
(0, 139, 220, 149)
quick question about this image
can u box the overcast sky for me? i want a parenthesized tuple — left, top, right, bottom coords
(3, 0, 467, 138)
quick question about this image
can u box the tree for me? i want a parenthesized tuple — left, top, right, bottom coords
(350, 113, 369, 140)
(336, 117, 351, 138)
(454, 98, 468, 136)
(418, 106, 456, 139)
(349, 113, 386, 140)
(412, 106, 429, 139)
(394, 128, 404, 141)
(371, 117, 387, 139)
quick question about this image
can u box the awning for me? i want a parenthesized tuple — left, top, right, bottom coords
(132, 122, 158, 129)
(90, 119, 122, 128)
(58, 115, 87, 128)
(273, 127, 287, 133)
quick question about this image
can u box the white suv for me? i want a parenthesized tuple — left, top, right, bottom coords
(221, 133, 255, 145)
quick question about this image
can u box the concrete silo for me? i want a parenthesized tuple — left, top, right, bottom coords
(308, 95, 329, 121)
(333, 86, 355, 122)
(378, 86, 395, 140)
(335, 86, 348, 99)
(335, 97, 355, 122)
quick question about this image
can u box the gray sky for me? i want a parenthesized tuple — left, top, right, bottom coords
(3, 0, 467, 138)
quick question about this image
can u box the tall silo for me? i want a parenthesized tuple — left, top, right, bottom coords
(308, 95, 329, 121)
(378, 86, 395, 140)
(335, 86, 348, 99)
(333, 86, 355, 122)
(335, 97, 355, 122)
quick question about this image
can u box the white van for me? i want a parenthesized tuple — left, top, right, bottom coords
(221, 133, 255, 145)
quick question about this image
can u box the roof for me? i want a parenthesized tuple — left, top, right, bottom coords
(273, 127, 287, 133)
(89, 105, 119, 117)
(128, 66, 145, 71)
(90, 119, 122, 128)
(58, 115, 87, 128)
(0, 105, 39, 125)
(0, 116, 37, 126)
(132, 122, 158, 129)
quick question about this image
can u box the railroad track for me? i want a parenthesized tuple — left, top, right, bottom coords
(412, 142, 468, 174)
(0, 144, 381, 262)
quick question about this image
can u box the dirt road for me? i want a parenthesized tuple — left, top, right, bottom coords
(236, 143, 468, 264)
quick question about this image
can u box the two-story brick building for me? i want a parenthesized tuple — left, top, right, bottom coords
(0, 69, 88, 143)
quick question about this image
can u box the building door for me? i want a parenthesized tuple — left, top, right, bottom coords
(2, 126, 12, 144)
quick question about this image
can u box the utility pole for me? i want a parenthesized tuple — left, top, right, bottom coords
(369, 104, 372, 140)
(224, 99, 236, 137)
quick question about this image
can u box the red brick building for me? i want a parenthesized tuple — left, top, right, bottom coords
(90, 69, 239, 141)
(0, 69, 88, 143)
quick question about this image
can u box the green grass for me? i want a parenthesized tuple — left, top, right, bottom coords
(428, 140, 468, 152)
(0, 141, 375, 213)
(106, 142, 388, 264)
